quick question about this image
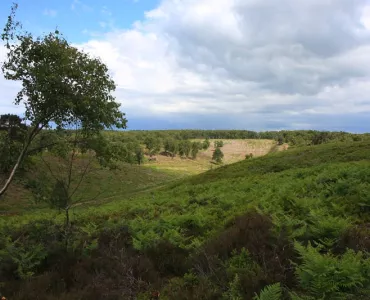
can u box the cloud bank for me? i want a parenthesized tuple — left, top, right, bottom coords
(2, 0, 370, 131)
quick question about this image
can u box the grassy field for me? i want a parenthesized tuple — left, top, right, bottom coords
(0, 158, 182, 215)
(146, 139, 285, 175)
(1, 139, 370, 299)
(1, 139, 282, 214)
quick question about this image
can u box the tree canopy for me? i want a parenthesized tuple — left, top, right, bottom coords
(2, 4, 126, 133)
(212, 147, 224, 164)
(0, 3, 126, 197)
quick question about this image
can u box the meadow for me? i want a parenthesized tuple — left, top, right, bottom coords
(1, 137, 370, 299)
(146, 138, 281, 175)
(1, 136, 280, 214)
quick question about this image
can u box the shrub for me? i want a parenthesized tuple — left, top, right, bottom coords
(144, 240, 189, 276)
(191, 141, 201, 159)
(214, 140, 224, 148)
(212, 147, 224, 163)
(0, 236, 47, 280)
(245, 153, 254, 159)
(222, 274, 243, 300)
(277, 136, 284, 145)
(160, 274, 221, 300)
(195, 212, 295, 297)
(202, 138, 210, 150)
(294, 241, 370, 299)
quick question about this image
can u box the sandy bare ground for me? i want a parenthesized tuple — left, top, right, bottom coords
(146, 139, 288, 175)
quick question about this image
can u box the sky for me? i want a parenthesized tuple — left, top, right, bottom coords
(1, 0, 370, 132)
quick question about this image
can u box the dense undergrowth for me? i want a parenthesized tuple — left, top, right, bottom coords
(1, 140, 370, 299)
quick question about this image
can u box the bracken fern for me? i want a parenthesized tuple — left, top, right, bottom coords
(253, 283, 282, 300)
(294, 241, 370, 299)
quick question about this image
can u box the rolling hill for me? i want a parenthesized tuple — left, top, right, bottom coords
(1, 139, 370, 299)
(1, 138, 284, 214)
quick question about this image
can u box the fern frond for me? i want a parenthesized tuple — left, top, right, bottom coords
(253, 283, 282, 300)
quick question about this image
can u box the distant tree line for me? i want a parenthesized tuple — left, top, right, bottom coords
(2, 112, 369, 183)
(3, 122, 368, 177)
(104, 129, 368, 148)
(274, 130, 367, 146)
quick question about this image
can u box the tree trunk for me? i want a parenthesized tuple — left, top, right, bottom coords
(65, 206, 70, 228)
(0, 124, 39, 198)
(0, 143, 28, 197)
(65, 206, 70, 249)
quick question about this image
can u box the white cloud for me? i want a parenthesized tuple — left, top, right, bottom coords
(2, 0, 370, 131)
(43, 9, 57, 17)
(0, 45, 23, 115)
(361, 5, 370, 30)
(77, 0, 370, 124)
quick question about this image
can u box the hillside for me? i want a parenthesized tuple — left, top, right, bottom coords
(1, 140, 370, 299)
(1, 3, 369, 299)
(1, 138, 283, 214)
(0, 158, 181, 215)
(148, 139, 283, 175)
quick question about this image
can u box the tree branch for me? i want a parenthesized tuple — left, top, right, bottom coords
(69, 153, 95, 200)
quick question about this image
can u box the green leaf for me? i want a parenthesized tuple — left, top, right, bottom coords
(253, 283, 282, 300)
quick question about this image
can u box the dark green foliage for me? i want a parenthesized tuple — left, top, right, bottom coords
(223, 274, 244, 299)
(276, 130, 365, 147)
(7, 3, 370, 298)
(0, 3, 126, 196)
(0, 114, 23, 127)
(0, 225, 156, 299)
(2, 12, 126, 133)
(144, 240, 189, 276)
(160, 273, 221, 300)
(191, 141, 201, 159)
(0, 133, 22, 174)
(106, 129, 367, 148)
(212, 147, 224, 163)
(293, 242, 370, 299)
(164, 138, 178, 158)
(254, 283, 282, 300)
(311, 131, 330, 145)
(144, 136, 162, 156)
(49, 180, 68, 210)
(2, 135, 370, 298)
(0, 114, 26, 141)
(183, 140, 192, 157)
(0, 114, 28, 174)
(214, 140, 224, 148)
(135, 146, 145, 165)
(178, 139, 192, 157)
(202, 138, 211, 150)
(0, 236, 48, 280)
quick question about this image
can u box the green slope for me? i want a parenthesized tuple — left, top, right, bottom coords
(0, 158, 183, 214)
(78, 140, 370, 255)
(1, 140, 370, 299)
